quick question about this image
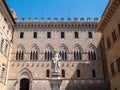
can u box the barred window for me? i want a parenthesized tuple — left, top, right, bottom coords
(45, 47, 53, 60)
(74, 47, 82, 60)
(88, 46, 96, 61)
(30, 46, 38, 60)
(16, 47, 24, 60)
(59, 47, 67, 60)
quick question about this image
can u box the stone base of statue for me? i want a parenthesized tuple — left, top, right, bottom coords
(51, 72, 60, 79)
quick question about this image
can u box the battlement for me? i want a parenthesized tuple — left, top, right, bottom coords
(15, 18, 99, 23)
(14, 18, 99, 28)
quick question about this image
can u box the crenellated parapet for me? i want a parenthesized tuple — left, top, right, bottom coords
(14, 18, 99, 28)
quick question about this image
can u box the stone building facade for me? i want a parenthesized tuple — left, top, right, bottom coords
(97, 0, 120, 90)
(0, 0, 120, 90)
(6, 17, 106, 90)
(0, 0, 15, 90)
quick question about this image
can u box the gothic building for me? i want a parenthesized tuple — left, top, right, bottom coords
(0, 0, 119, 90)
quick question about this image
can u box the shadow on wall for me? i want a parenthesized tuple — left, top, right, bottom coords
(64, 41, 107, 90)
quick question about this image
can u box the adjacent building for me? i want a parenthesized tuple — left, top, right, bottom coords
(97, 0, 120, 90)
(0, 0, 15, 90)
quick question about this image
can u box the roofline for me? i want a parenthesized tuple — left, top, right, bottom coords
(2, 0, 16, 24)
(97, 0, 120, 32)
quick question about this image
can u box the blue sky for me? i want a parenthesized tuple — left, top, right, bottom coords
(6, 0, 108, 21)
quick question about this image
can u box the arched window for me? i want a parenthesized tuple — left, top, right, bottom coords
(88, 46, 96, 61)
(30, 46, 38, 60)
(46, 69, 50, 78)
(59, 46, 67, 60)
(77, 69, 80, 77)
(45, 47, 53, 60)
(62, 69, 65, 78)
(16, 46, 24, 60)
(74, 47, 82, 60)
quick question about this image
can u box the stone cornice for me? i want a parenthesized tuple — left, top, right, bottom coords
(97, 0, 120, 32)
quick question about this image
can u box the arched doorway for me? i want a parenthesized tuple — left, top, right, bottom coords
(20, 78, 30, 90)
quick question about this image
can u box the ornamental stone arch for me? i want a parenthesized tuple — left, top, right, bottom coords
(30, 43, 40, 53)
(14, 68, 33, 90)
(59, 43, 69, 60)
(85, 43, 96, 52)
(16, 44, 26, 60)
(85, 43, 97, 61)
(59, 43, 69, 53)
(45, 43, 55, 60)
(45, 43, 55, 52)
(73, 43, 83, 51)
(16, 44, 26, 53)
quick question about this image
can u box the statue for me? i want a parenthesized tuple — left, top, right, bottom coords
(52, 52, 61, 73)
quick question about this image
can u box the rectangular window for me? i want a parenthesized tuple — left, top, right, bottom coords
(116, 58, 120, 72)
(118, 24, 120, 34)
(112, 30, 117, 42)
(77, 69, 80, 77)
(111, 63, 115, 76)
(47, 32, 51, 38)
(92, 69, 96, 78)
(88, 32, 92, 38)
(61, 32, 65, 38)
(33, 32, 37, 38)
(75, 32, 78, 38)
(107, 37, 111, 48)
(20, 32, 24, 38)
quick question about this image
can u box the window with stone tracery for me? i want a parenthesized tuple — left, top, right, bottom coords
(45, 47, 53, 60)
(88, 46, 96, 61)
(59, 46, 67, 60)
(4, 43, 8, 56)
(74, 46, 82, 60)
(0, 38, 4, 50)
(0, 63, 6, 83)
(16, 46, 24, 60)
(30, 46, 38, 60)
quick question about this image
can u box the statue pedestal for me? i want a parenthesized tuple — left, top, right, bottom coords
(51, 72, 60, 79)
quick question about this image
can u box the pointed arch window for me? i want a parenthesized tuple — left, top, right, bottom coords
(74, 47, 82, 60)
(59, 46, 67, 60)
(45, 47, 53, 60)
(88, 46, 96, 61)
(16, 47, 24, 60)
(30, 46, 38, 60)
